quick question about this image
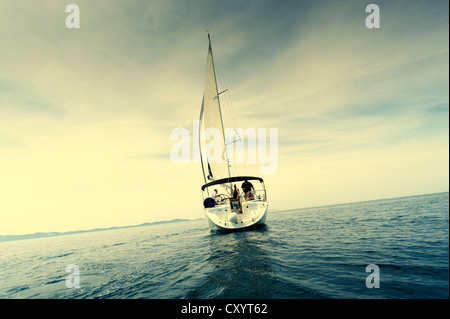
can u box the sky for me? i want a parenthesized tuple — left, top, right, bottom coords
(0, 0, 448, 235)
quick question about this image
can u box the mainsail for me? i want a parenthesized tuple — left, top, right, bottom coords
(199, 34, 231, 186)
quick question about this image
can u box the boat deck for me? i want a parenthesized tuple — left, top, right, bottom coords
(205, 200, 268, 230)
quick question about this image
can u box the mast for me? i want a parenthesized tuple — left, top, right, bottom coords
(208, 33, 232, 188)
(198, 95, 207, 185)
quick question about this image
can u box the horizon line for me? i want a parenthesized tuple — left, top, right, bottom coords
(270, 190, 449, 214)
(0, 218, 203, 242)
(1, 191, 448, 240)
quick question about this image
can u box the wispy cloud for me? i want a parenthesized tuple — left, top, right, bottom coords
(0, 0, 447, 234)
(222, 1, 449, 165)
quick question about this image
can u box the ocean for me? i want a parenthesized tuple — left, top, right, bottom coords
(0, 192, 448, 300)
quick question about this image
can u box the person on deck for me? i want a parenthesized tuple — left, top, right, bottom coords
(232, 184, 243, 214)
(233, 184, 240, 200)
(241, 180, 255, 201)
(213, 189, 219, 203)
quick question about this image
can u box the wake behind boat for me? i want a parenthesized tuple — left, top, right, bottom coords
(198, 34, 269, 231)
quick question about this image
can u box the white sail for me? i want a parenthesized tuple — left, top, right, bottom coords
(199, 35, 230, 185)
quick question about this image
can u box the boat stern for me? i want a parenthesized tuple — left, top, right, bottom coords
(205, 200, 268, 231)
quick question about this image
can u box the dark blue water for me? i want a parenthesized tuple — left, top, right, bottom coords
(0, 193, 448, 299)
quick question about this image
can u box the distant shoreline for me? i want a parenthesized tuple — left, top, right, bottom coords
(0, 218, 202, 243)
(1, 191, 447, 243)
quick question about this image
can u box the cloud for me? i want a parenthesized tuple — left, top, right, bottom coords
(0, 0, 447, 234)
(219, 1, 449, 165)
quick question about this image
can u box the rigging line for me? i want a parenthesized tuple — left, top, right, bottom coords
(214, 54, 248, 176)
(215, 79, 244, 174)
(209, 36, 232, 183)
(214, 57, 239, 130)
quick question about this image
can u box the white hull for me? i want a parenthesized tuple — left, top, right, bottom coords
(205, 200, 268, 231)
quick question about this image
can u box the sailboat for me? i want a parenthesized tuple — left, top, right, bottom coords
(199, 34, 268, 231)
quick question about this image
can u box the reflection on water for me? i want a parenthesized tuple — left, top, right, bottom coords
(187, 226, 281, 298)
